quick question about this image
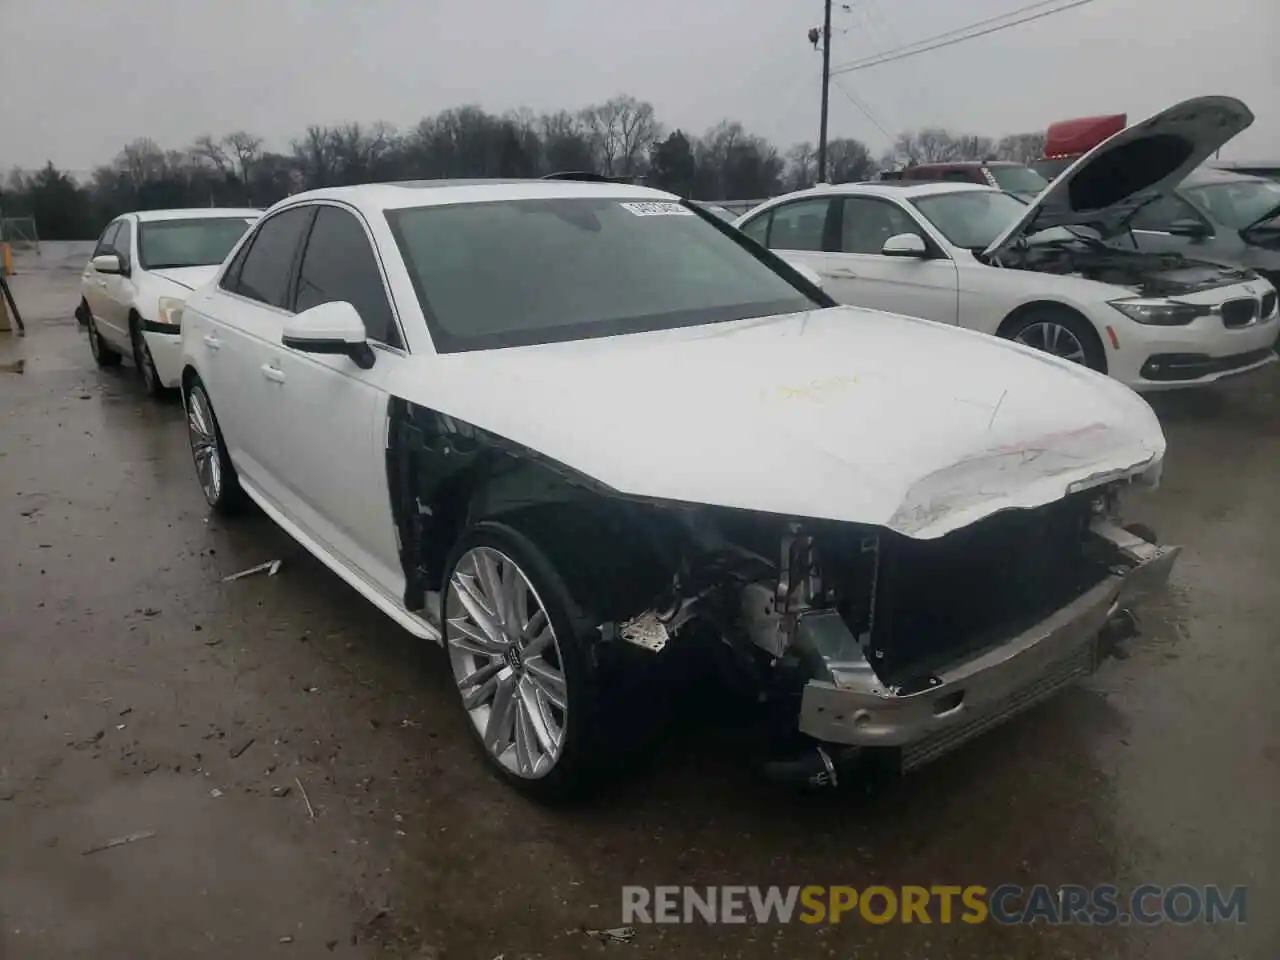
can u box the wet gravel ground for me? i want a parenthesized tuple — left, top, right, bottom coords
(1, 246, 1277, 959)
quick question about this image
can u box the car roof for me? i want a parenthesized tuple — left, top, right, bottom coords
(129, 207, 262, 223)
(773, 181, 995, 203)
(909, 160, 1019, 170)
(269, 179, 679, 216)
(1180, 167, 1273, 188)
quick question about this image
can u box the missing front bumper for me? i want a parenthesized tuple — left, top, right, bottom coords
(795, 520, 1179, 757)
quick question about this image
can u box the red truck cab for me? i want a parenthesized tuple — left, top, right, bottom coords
(1031, 113, 1127, 181)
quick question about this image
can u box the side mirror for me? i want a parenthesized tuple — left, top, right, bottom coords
(1168, 218, 1211, 239)
(783, 259, 824, 290)
(281, 301, 375, 370)
(881, 233, 928, 257)
(92, 254, 122, 274)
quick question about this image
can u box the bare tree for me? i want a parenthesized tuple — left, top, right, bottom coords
(191, 135, 230, 177)
(222, 131, 264, 183)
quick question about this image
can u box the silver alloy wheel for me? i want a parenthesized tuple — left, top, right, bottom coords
(134, 327, 157, 392)
(1014, 321, 1087, 365)
(445, 545, 568, 779)
(186, 386, 223, 505)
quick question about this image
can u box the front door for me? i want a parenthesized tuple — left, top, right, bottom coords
(823, 196, 959, 324)
(256, 203, 408, 591)
(83, 221, 123, 344)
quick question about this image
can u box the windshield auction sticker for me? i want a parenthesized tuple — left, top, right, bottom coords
(619, 201, 694, 217)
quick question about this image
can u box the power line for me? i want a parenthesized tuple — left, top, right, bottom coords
(832, 0, 1067, 71)
(831, 0, 1099, 76)
(831, 77, 895, 143)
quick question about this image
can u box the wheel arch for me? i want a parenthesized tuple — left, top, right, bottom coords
(996, 299, 1109, 374)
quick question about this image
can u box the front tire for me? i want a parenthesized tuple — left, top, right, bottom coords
(184, 377, 245, 515)
(86, 314, 122, 368)
(131, 320, 166, 399)
(442, 520, 615, 803)
(1002, 306, 1106, 372)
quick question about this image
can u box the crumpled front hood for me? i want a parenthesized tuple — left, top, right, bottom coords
(403, 306, 1166, 539)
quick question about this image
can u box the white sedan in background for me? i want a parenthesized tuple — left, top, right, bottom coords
(176, 178, 1175, 801)
(736, 96, 1278, 390)
(76, 208, 260, 396)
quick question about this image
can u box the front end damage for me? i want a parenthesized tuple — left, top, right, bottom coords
(387, 399, 1179, 788)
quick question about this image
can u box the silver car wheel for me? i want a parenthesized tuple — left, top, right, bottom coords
(446, 546, 568, 779)
(1014, 321, 1087, 365)
(186, 385, 223, 505)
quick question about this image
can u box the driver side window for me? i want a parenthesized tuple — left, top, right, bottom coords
(839, 198, 921, 255)
(93, 222, 121, 258)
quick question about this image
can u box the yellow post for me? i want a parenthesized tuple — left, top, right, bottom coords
(1, 243, 11, 277)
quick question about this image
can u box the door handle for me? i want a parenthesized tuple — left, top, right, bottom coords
(260, 363, 286, 384)
(203, 334, 221, 351)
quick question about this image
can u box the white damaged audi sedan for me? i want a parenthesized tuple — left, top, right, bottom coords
(178, 177, 1179, 801)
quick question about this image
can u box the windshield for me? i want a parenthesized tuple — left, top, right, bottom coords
(1182, 179, 1280, 229)
(910, 190, 1075, 249)
(988, 165, 1050, 196)
(386, 197, 818, 352)
(138, 217, 256, 270)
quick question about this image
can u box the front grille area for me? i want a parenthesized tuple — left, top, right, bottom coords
(865, 493, 1107, 688)
(1221, 298, 1259, 328)
(900, 642, 1094, 771)
(1140, 347, 1275, 381)
(1262, 290, 1277, 320)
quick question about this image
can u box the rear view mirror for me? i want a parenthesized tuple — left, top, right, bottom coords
(1168, 218, 1211, 239)
(282, 301, 375, 369)
(881, 233, 928, 257)
(92, 254, 122, 274)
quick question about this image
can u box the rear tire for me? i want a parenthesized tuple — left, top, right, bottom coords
(184, 376, 245, 515)
(87, 314, 122, 368)
(1001, 306, 1106, 372)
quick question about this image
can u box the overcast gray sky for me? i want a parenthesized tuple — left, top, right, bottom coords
(1, 0, 1276, 174)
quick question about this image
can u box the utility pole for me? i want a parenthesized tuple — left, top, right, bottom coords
(817, 0, 833, 182)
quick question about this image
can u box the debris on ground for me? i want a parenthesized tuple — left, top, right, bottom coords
(278, 935, 295, 944)
(221, 559, 282, 583)
(582, 926, 636, 944)
(295, 777, 315, 820)
(81, 830, 156, 855)
(210, 788, 224, 798)
(271, 785, 291, 798)
(229, 737, 256, 759)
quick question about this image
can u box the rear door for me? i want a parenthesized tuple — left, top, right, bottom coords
(738, 195, 843, 278)
(198, 205, 316, 485)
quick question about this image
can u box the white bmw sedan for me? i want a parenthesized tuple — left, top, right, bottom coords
(736, 96, 1279, 390)
(178, 178, 1177, 801)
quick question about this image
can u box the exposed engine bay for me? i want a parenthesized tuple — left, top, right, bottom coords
(989, 240, 1256, 297)
(387, 398, 1178, 788)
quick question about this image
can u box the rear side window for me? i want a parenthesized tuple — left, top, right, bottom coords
(227, 207, 314, 309)
(1130, 194, 1205, 231)
(762, 198, 831, 251)
(295, 206, 400, 347)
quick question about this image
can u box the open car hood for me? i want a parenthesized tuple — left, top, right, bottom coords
(396, 306, 1167, 540)
(984, 96, 1254, 259)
